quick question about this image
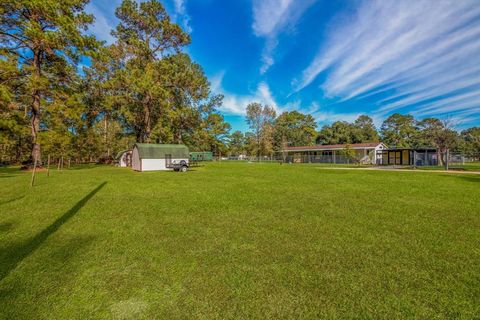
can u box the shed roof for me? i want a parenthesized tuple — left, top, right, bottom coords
(115, 150, 130, 160)
(134, 143, 189, 159)
(284, 142, 385, 152)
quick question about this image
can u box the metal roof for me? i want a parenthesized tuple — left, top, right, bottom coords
(380, 148, 437, 152)
(284, 142, 385, 152)
(115, 150, 130, 160)
(134, 143, 189, 159)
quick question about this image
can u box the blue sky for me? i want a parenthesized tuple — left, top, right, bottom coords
(86, 0, 480, 132)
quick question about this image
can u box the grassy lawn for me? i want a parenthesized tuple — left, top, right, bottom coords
(413, 162, 480, 172)
(1, 162, 479, 319)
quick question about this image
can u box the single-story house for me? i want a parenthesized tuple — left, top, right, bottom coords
(132, 143, 189, 171)
(115, 150, 132, 167)
(377, 148, 438, 166)
(190, 151, 213, 161)
(282, 142, 387, 164)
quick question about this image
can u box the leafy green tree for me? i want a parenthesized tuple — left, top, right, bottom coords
(0, 0, 97, 163)
(317, 115, 379, 145)
(228, 131, 246, 156)
(112, 0, 191, 143)
(245, 102, 276, 157)
(418, 119, 458, 168)
(341, 144, 358, 164)
(460, 127, 480, 159)
(0, 51, 31, 163)
(317, 121, 353, 145)
(244, 132, 257, 157)
(380, 113, 419, 148)
(353, 115, 379, 143)
(273, 111, 317, 150)
(416, 118, 444, 148)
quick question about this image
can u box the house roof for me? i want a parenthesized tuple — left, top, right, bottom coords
(115, 150, 130, 160)
(284, 142, 385, 152)
(134, 143, 189, 159)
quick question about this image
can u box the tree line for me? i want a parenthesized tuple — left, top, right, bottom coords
(1, 0, 479, 165)
(232, 105, 479, 160)
(1, 0, 230, 165)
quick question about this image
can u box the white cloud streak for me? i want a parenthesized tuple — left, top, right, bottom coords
(252, 0, 316, 74)
(211, 72, 297, 115)
(173, 0, 192, 34)
(85, 3, 117, 44)
(296, 0, 480, 124)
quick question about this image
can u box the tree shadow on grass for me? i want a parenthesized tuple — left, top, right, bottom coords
(0, 196, 25, 207)
(440, 174, 480, 183)
(0, 182, 107, 282)
(456, 175, 480, 183)
(0, 221, 14, 233)
(0, 235, 96, 318)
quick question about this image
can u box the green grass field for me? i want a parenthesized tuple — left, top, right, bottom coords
(414, 162, 480, 172)
(1, 162, 479, 319)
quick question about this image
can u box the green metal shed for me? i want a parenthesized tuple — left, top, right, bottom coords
(190, 151, 213, 161)
(132, 143, 189, 171)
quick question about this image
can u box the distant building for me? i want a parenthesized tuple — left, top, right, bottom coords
(131, 143, 189, 171)
(283, 142, 387, 164)
(190, 151, 213, 161)
(377, 148, 438, 166)
(115, 150, 132, 167)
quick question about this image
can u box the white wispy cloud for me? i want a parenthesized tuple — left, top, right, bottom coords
(252, 0, 317, 74)
(295, 0, 480, 124)
(211, 72, 297, 115)
(86, 3, 117, 44)
(173, 0, 192, 34)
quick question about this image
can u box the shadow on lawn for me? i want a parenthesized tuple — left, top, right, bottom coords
(0, 235, 96, 318)
(456, 175, 480, 183)
(0, 167, 26, 177)
(0, 182, 106, 282)
(441, 174, 480, 183)
(0, 221, 15, 233)
(0, 195, 25, 207)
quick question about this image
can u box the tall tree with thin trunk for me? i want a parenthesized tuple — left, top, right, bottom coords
(419, 118, 458, 168)
(0, 0, 97, 164)
(245, 102, 276, 157)
(112, 0, 190, 143)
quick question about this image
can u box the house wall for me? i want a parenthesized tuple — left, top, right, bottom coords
(374, 144, 386, 163)
(140, 158, 189, 171)
(119, 153, 128, 167)
(132, 147, 141, 171)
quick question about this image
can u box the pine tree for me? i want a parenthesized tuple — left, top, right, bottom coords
(0, 0, 97, 164)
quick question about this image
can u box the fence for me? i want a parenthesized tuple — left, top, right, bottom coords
(223, 154, 371, 164)
(447, 153, 477, 165)
(224, 152, 478, 166)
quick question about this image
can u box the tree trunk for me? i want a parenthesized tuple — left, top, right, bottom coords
(31, 93, 41, 165)
(103, 115, 110, 157)
(30, 50, 41, 165)
(143, 95, 152, 143)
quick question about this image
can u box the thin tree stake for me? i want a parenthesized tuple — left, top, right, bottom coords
(30, 153, 38, 187)
(47, 154, 50, 177)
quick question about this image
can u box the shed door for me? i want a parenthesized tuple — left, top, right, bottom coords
(395, 151, 401, 165)
(165, 154, 172, 167)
